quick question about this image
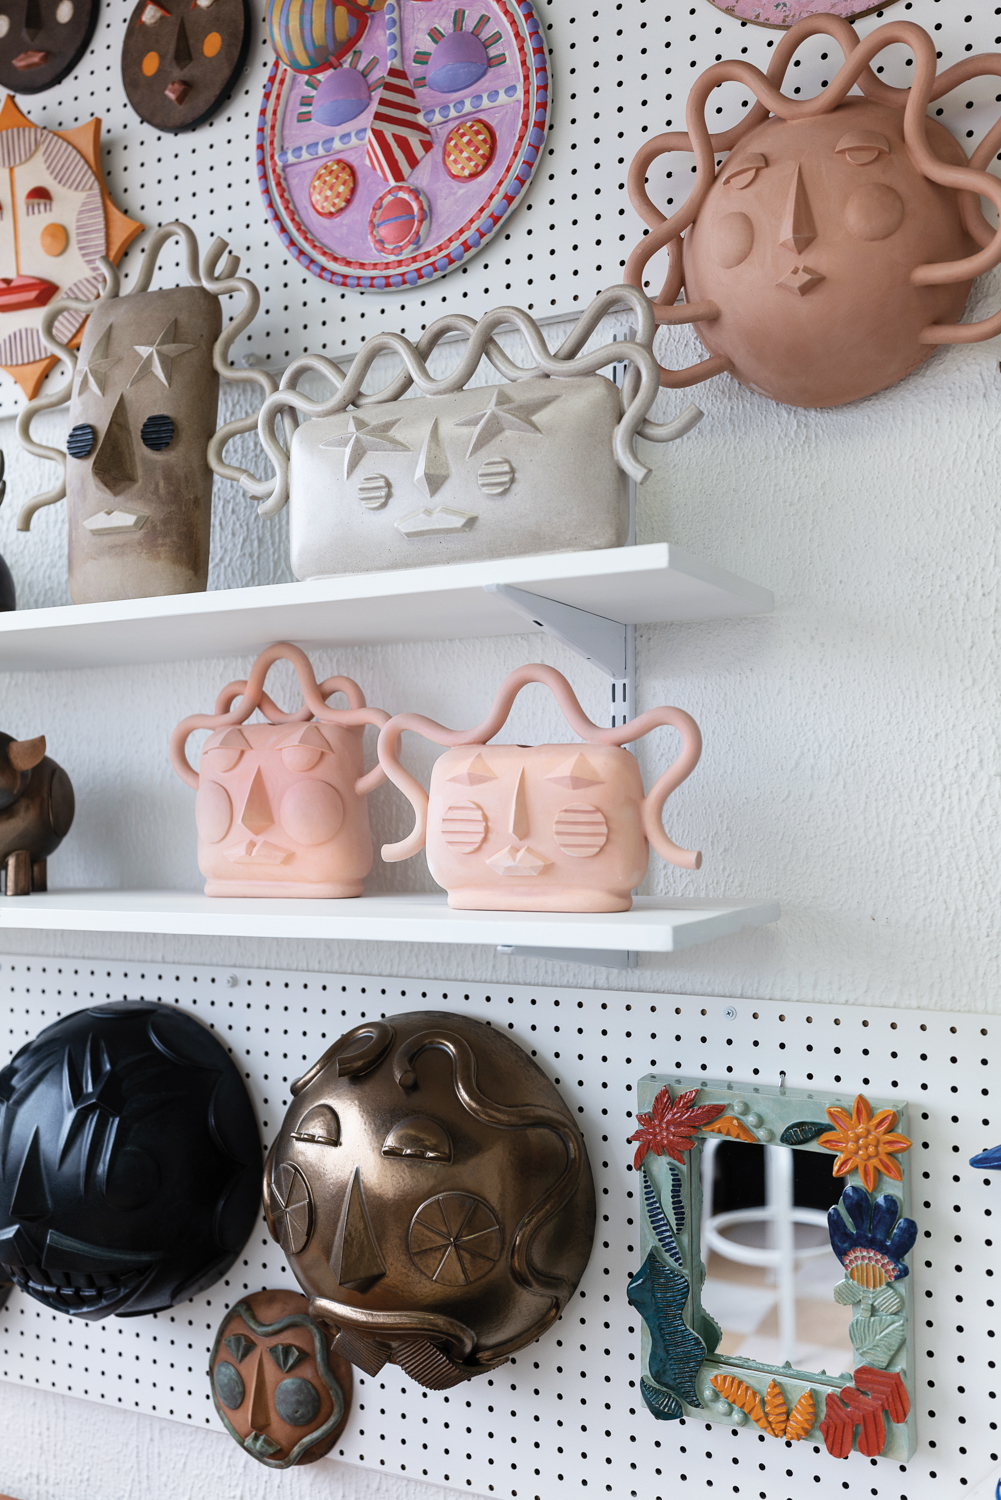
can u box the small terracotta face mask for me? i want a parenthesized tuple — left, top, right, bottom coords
(703, 0, 899, 26)
(0, 0, 100, 94)
(211, 1290, 352, 1468)
(122, 0, 250, 133)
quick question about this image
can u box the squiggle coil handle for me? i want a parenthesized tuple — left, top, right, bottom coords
(377, 663, 702, 869)
(246, 285, 703, 518)
(170, 641, 388, 796)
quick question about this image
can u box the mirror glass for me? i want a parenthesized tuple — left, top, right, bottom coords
(700, 1141, 853, 1375)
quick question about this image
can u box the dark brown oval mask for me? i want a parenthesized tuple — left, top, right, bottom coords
(121, 0, 249, 134)
(0, 0, 100, 94)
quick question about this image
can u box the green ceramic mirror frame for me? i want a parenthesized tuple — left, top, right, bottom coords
(628, 1075, 917, 1462)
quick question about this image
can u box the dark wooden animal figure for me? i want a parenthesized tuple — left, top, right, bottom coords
(0, 732, 74, 895)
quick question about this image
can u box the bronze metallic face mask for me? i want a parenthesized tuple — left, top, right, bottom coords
(264, 1011, 596, 1389)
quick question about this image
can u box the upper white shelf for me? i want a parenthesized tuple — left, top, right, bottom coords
(0, 891, 780, 955)
(0, 544, 773, 672)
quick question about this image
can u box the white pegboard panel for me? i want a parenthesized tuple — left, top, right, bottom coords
(0, 0, 995, 417)
(0, 954, 999, 1499)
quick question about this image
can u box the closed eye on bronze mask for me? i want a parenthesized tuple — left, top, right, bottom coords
(0, 0, 100, 95)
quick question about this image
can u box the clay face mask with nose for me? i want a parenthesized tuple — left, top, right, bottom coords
(16, 220, 275, 604)
(122, 0, 250, 133)
(211, 1289, 353, 1467)
(624, 15, 1001, 407)
(170, 641, 389, 898)
(377, 662, 704, 912)
(0, 0, 100, 94)
(264, 1013, 596, 1390)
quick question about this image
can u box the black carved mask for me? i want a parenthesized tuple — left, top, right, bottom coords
(0, 0, 99, 94)
(0, 999, 261, 1319)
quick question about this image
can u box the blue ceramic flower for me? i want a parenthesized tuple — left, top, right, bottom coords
(828, 1185, 916, 1288)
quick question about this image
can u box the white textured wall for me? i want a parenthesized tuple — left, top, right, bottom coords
(2, 98, 1001, 1500)
(0, 1381, 460, 1500)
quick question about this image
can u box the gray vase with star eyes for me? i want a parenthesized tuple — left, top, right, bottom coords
(64, 284, 221, 604)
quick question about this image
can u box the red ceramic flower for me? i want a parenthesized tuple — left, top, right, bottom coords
(629, 1086, 727, 1169)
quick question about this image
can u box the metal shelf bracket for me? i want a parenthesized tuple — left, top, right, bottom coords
(496, 944, 638, 970)
(484, 582, 636, 727)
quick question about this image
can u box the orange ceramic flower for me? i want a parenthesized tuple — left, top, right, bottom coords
(819, 1094, 911, 1193)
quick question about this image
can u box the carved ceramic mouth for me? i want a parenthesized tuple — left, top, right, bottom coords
(485, 845, 552, 877)
(1, 1260, 153, 1315)
(775, 264, 825, 297)
(0, 275, 59, 312)
(11, 49, 49, 70)
(225, 839, 292, 865)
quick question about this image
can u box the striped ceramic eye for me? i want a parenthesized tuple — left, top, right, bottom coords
(67, 423, 95, 459)
(440, 801, 487, 852)
(553, 804, 608, 858)
(141, 413, 174, 451)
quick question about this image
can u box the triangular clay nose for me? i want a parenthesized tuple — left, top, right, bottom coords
(508, 766, 530, 840)
(330, 1167, 386, 1291)
(249, 1349, 271, 1433)
(240, 768, 274, 834)
(91, 395, 138, 496)
(779, 165, 817, 254)
(173, 15, 192, 67)
(12, 1126, 51, 1220)
(22, 0, 42, 40)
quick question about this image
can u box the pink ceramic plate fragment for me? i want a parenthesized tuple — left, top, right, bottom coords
(706, 0, 899, 25)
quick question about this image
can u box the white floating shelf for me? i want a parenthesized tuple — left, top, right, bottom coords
(0, 544, 773, 672)
(0, 891, 780, 955)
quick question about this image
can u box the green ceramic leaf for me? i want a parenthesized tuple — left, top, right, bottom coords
(779, 1121, 829, 1146)
(849, 1314, 904, 1370)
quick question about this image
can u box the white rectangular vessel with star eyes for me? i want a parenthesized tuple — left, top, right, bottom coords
(288, 373, 629, 578)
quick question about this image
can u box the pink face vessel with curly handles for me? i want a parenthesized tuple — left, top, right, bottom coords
(625, 16, 1001, 408)
(170, 642, 389, 898)
(376, 664, 703, 913)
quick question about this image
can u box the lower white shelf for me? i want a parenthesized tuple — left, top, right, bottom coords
(0, 890, 779, 955)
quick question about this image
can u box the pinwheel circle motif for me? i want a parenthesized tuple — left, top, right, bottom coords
(819, 1094, 911, 1193)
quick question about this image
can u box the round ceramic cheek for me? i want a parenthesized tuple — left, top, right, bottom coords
(844, 183, 905, 242)
(280, 780, 344, 846)
(712, 211, 755, 269)
(40, 222, 68, 256)
(195, 780, 233, 843)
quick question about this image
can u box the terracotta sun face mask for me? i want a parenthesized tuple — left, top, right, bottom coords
(0, 0, 100, 94)
(264, 1013, 596, 1389)
(625, 16, 1001, 408)
(170, 641, 389, 898)
(377, 663, 703, 913)
(122, 0, 250, 134)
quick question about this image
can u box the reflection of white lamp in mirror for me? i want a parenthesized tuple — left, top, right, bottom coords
(700, 1137, 836, 1370)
